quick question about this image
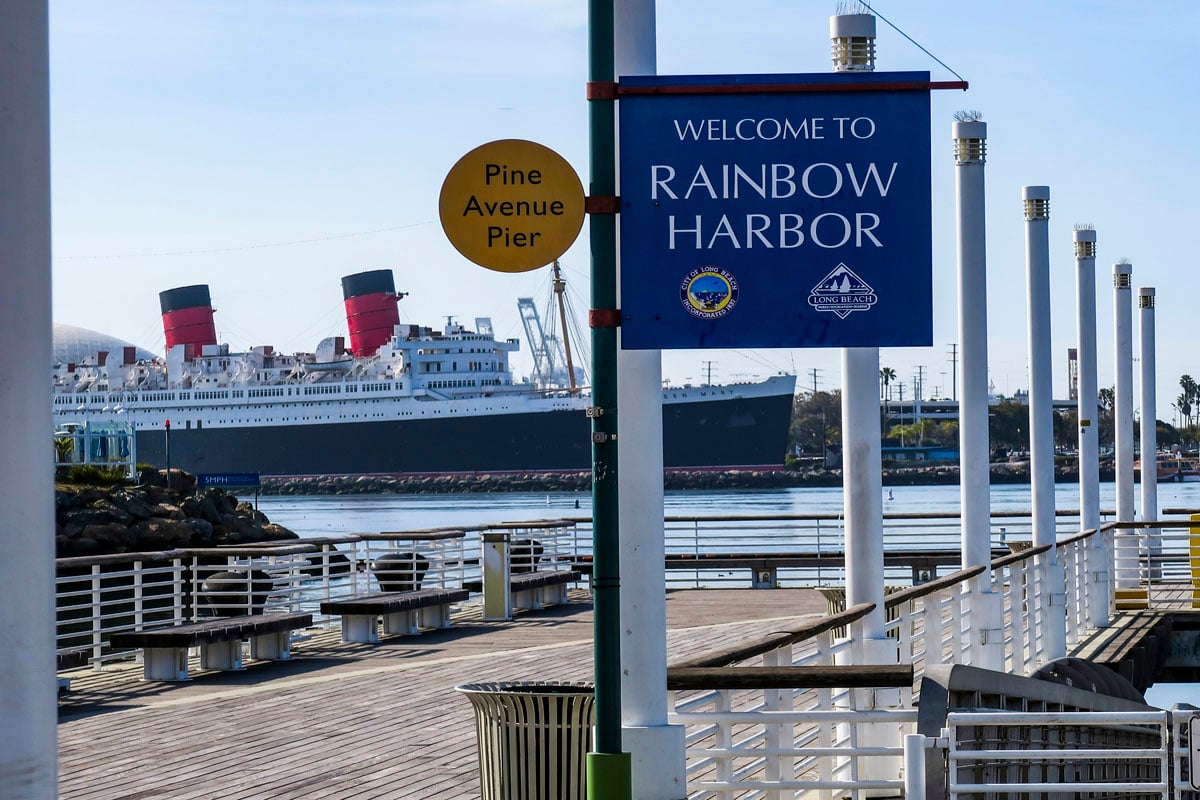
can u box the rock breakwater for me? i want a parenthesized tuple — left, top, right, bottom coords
(257, 461, 1100, 495)
(56, 470, 299, 558)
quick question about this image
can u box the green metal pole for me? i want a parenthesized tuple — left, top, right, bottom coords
(586, 1, 632, 797)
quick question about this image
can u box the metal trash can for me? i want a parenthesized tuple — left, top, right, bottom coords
(456, 681, 594, 800)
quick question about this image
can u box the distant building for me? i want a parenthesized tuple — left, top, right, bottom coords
(52, 323, 157, 366)
(882, 444, 959, 462)
(883, 394, 1075, 426)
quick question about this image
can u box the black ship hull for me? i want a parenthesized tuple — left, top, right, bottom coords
(134, 391, 794, 478)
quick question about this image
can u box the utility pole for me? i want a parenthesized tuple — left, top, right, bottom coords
(948, 343, 959, 402)
(809, 367, 821, 396)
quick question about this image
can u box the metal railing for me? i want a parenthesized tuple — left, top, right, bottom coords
(54, 508, 1200, 797)
(937, 709, 1196, 798)
(55, 530, 475, 668)
(658, 513, 1200, 799)
(668, 605, 918, 800)
(559, 510, 1101, 588)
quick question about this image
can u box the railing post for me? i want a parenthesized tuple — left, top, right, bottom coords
(133, 560, 145, 634)
(91, 565, 103, 669)
(904, 733, 929, 800)
(173, 558, 185, 625)
(762, 647, 792, 799)
(969, 573, 1004, 670)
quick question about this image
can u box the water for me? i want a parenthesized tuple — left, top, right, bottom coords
(255, 481, 1200, 538)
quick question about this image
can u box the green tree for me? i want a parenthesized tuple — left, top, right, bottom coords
(988, 399, 1028, 453)
(787, 390, 842, 456)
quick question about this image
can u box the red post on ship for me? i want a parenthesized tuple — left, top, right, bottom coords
(159, 285, 217, 358)
(341, 270, 402, 357)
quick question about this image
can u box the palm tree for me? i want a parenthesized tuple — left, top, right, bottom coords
(1181, 375, 1197, 427)
(1177, 392, 1193, 429)
(879, 367, 897, 437)
(879, 367, 896, 401)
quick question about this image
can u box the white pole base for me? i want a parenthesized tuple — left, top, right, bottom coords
(622, 724, 687, 799)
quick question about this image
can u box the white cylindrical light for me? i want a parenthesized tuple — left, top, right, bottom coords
(1114, 262, 1135, 522)
(955, 116, 990, 570)
(830, 13, 876, 72)
(1074, 228, 1100, 534)
(1139, 287, 1157, 522)
(1023, 186, 1056, 553)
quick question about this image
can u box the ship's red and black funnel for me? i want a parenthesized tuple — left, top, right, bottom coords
(342, 270, 401, 357)
(159, 285, 217, 352)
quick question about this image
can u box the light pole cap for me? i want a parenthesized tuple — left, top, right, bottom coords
(829, 13, 876, 39)
(952, 119, 987, 140)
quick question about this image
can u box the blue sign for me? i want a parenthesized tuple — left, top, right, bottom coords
(198, 472, 261, 488)
(618, 71, 932, 349)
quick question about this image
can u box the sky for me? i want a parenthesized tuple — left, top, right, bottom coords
(48, 1, 1200, 425)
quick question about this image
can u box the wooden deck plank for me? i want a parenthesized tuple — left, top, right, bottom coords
(59, 588, 827, 800)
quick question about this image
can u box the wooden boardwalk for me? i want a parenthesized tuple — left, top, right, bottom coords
(58, 588, 827, 800)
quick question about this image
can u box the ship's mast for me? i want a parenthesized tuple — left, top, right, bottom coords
(552, 260, 578, 392)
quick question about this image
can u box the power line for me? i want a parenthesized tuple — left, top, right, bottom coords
(55, 220, 436, 261)
(856, 1, 968, 83)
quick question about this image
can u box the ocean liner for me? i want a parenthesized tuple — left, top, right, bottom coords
(52, 270, 796, 478)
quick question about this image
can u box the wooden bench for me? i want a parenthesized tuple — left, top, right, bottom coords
(465, 570, 581, 612)
(108, 611, 313, 682)
(320, 588, 470, 643)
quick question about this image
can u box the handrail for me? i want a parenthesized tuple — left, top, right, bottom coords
(360, 529, 467, 541)
(556, 508, 1129, 524)
(184, 544, 320, 557)
(57, 549, 189, 569)
(1111, 519, 1197, 530)
(1055, 527, 1099, 548)
(671, 602, 876, 669)
(989, 543, 1052, 570)
(883, 565, 986, 609)
(667, 663, 913, 691)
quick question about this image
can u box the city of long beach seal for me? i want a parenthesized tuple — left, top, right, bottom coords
(680, 267, 739, 319)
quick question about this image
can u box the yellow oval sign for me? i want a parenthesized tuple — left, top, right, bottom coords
(439, 139, 585, 273)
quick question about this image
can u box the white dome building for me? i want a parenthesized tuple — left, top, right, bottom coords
(52, 323, 158, 366)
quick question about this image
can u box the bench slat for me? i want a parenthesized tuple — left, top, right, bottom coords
(109, 612, 312, 648)
(464, 570, 580, 594)
(320, 588, 469, 616)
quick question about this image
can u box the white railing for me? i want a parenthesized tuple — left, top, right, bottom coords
(1110, 518, 1200, 610)
(562, 510, 1101, 589)
(668, 611, 918, 800)
(664, 518, 1200, 798)
(55, 509, 1200, 796)
(940, 709, 1192, 798)
(54, 523, 590, 669)
(55, 530, 478, 668)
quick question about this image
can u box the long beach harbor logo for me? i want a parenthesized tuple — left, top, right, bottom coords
(808, 263, 877, 319)
(680, 267, 739, 319)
